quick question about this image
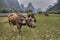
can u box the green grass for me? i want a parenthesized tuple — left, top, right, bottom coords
(0, 14, 60, 40)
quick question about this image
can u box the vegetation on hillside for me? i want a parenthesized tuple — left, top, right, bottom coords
(47, 9, 60, 14)
(26, 10, 33, 13)
(0, 8, 15, 13)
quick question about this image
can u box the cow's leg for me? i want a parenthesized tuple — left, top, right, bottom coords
(16, 23, 22, 36)
(9, 20, 14, 32)
(34, 18, 36, 22)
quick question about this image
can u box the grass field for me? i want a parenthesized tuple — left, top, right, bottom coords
(0, 14, 60, 40)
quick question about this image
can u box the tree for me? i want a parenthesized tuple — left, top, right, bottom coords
(27, 9, 33, 13)
(38, 12, 42, 14)
(0, 8, 15, 13)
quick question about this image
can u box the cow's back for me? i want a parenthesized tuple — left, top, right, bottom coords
(8, 13, 19, 22)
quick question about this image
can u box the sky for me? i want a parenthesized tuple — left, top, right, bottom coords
(18, 0, 57, 11)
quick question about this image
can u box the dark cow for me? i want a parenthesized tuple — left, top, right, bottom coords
(44, 13, 49, 16)
(8, 13, 36, 35)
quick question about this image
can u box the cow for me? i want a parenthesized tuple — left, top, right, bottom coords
(44, 13, 49, 16)
(8, 13, 36, 36)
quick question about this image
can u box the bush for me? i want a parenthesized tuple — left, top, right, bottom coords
(38, 12, 42, 14)
(26, 10, 33, 13)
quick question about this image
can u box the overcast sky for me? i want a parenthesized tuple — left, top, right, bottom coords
(18, 0, 57, 11)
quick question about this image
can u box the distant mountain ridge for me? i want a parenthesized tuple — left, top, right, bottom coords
(21, 3, 42, 13)
(0, 0, 42, 13)
(46, 0, 60, 13)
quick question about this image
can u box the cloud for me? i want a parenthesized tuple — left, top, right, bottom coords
(18, 0, 57, 11)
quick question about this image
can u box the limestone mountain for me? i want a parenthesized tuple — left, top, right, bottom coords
(0, 0, 8, 8)
(0, 0, 21, 11)
(46, 0, 60, 13)
(7, 0, 21, 11)
(0, 0, 42, 13)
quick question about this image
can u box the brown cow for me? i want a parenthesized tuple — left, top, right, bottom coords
(8, 13, 36, 35)
(44, 13, 49, 16)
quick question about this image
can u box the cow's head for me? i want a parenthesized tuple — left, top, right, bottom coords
(27, 13, 36, 22)
(20, 17, 36, 28)
(26, 17, 36, 28)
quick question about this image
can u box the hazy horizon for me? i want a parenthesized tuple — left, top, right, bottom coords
(18, 0, 57, 12)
